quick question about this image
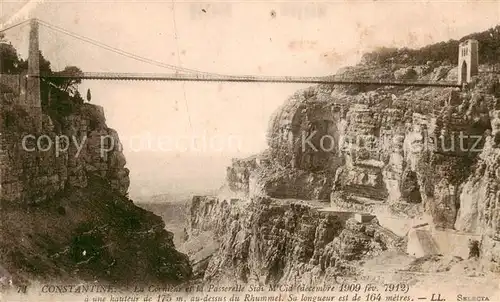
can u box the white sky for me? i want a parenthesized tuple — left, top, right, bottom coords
(1, 0, 499, 197)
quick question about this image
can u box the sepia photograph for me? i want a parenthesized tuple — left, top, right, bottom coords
(0, 0, 499, 301)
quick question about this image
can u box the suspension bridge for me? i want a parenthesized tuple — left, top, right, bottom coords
(0, 18, 462, 88)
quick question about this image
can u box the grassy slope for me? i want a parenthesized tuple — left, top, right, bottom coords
(0, 176, 192, 287)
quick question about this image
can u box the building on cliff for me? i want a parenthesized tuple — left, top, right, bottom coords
(458, 39, 479, 85)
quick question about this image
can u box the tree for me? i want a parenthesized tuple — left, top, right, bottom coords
(86, 88, 92, 102)
(52, 66, 83, 92)
(17, 50, 53, 75)
(0, 40, 22, 74)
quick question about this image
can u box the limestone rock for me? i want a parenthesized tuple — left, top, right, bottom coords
(394, 67, 418, 81)
(0, 94, 189, 284)
(0, 102, 131, 203)
(267, 86, 343, 172)
(214, 59, 500, 277)
(186, 196, 390, 284)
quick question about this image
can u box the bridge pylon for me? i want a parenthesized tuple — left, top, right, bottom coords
(27, 18, 42, 131)
(458, 39, 479, 85)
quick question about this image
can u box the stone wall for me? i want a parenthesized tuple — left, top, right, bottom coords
(0, 74, 20, 94)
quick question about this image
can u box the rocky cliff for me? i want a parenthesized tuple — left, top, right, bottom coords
(189, 55, 500, 284)
(0, 90, 192, 286)
(228, 64, 497, 230)
(185, 195, 401, 285)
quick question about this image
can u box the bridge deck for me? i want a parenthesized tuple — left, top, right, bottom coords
(35, 72, 462, 87)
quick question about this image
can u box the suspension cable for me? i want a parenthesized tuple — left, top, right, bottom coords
(37, 19, 228, 77)
(0, 19, 30, 34)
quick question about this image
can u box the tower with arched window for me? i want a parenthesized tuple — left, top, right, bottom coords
(458, 39, 478, 85)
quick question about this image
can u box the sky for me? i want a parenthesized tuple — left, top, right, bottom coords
(1, 0, 499, 198)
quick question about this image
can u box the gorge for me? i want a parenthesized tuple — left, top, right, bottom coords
(183, 33, 500, 289)
(1, 20, 500, 298)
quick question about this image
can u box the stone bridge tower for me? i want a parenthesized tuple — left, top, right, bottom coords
(458, 39, 479, 85)
(27, 18, 42, 131)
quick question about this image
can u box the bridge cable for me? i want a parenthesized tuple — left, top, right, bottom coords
(37, 20, 190, 74)
(37, 20, 227, 78)
(0, 19, 30, 34)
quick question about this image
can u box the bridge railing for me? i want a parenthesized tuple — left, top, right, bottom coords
(34, 72, 462, 88)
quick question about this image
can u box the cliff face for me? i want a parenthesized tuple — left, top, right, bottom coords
(1, 94, 130, 203)
(193, 61, 500, 284)
(228, 63, 496, 230)
(456, 113, 500, 270)
(0, 91, 192, 285)
(186, 196, 401, 285)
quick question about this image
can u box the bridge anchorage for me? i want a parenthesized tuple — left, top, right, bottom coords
(0, 19, 480, 132)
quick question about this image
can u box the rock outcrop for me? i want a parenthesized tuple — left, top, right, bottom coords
(1, 96, 130, 203)
(0, 90, 192, 285)
(455, 126, 500, 272)
(186, 196, 401, 284)
(216, 60, 500, 276)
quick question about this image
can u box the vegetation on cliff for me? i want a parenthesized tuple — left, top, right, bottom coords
(0, 176, 192, 286)
(0, 34, 85, 116)
(362, 26, 500, 66)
